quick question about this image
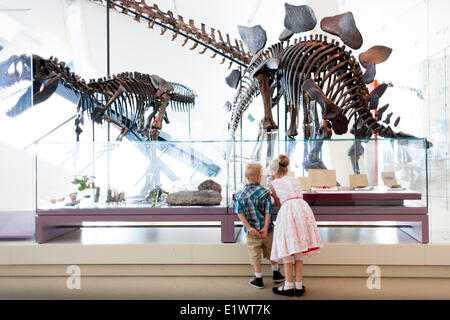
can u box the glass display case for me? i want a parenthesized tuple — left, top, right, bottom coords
(34, 137, 429, 244)
(35, 141, 228, 209)
(228, 137, 428, 207)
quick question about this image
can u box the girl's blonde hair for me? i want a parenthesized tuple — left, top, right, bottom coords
(270, 154, 290, 175)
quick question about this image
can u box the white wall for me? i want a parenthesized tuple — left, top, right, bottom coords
(0, 140, 75, 237)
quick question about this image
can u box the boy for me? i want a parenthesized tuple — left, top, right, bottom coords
(233, 163, 284, 288)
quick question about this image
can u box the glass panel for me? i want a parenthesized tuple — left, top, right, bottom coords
(426, 0, 450, 243)
(36, 138, 427, 212)
(36, 141, 228, 210)
(228, 138, 428, 208)
(0, 9, 33, 239)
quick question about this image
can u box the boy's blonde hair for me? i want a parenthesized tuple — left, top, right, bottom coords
(245, 163, 262, 182)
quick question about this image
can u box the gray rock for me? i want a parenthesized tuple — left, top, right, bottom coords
(284, 3, 317, 34)
(279, 28, 294, 41)
(238, 25, 267, 55)
(166, 190, 222, 206)
(225, 69, 241, 89)
(198, 179, 222, 194)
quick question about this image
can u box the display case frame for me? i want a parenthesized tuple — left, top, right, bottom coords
(34, 137, 429, 244)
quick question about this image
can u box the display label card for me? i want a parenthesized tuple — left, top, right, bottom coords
(381, 172, 398, 187)
(297, 177, 312, 191)
(308, 169, 337, 187)
(349, 174, 369, 187)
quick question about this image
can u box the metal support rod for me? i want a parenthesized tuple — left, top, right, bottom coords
(106, 0, 111, 190)
(106, 0, 111, 142)
(277, 77, 280, 156)
(239, 66, 243, 184)
(24, 115, 77, 150)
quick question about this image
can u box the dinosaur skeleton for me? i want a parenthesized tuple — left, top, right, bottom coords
(227, 4, 425, 173)
(4, 54, 196, 141)
(91, 0, 251, 69)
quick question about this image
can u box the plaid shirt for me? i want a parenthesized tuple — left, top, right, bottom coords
(233, 183, 273, 234)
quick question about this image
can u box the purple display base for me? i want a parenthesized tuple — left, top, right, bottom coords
(35, 204, 429, 244)
(0, 211, 33, 239)
(34, 190, 427, 244)
(35, 207, 238, 244)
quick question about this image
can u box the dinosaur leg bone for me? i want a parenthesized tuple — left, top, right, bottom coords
(102, 114, 130, 141)
(347, 140, 365, 174)
(74, 98, 83, 142)
(151, 93, 170, 140)
(302, 79, 341, 120)
(286, 101, 298, 138)
(92, 84, 126, 124)
(303, 120, 332, 171)
(254, 72, 278, 131)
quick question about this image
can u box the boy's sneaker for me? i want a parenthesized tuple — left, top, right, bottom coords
(272, 270, 285, 283)
(248, 277, 264, 289)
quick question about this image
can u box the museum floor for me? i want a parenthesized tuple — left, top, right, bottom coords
(1, 275, 450, 300)
(1, 225, 450, 300)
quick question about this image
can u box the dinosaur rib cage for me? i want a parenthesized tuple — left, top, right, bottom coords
(60, 71, 195, 138)
(168, 82, 196, 111)
(228, 35, 375, 139)
(282, 37, 367, 113)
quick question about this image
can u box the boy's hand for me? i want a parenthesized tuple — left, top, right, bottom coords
(260, 228, 268, 239)
(249, 227, 261, 238)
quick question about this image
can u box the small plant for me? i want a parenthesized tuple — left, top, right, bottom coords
(146, 186, 169, 207)
(72, 175, 96, 192)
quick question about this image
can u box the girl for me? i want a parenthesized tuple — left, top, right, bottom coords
(269, 154, 323, 297)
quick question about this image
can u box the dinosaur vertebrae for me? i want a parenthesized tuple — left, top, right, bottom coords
(228, 76, 260, 138)
(92, 0, 251, 68)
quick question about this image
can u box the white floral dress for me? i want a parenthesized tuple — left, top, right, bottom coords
(270, 176, 323, 262)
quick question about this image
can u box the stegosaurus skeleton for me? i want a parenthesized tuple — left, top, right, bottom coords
(227, 5, 424, 173)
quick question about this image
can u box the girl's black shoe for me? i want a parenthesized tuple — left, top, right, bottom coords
(295, 285, 306, 297)
(272, 286, 295, 296)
